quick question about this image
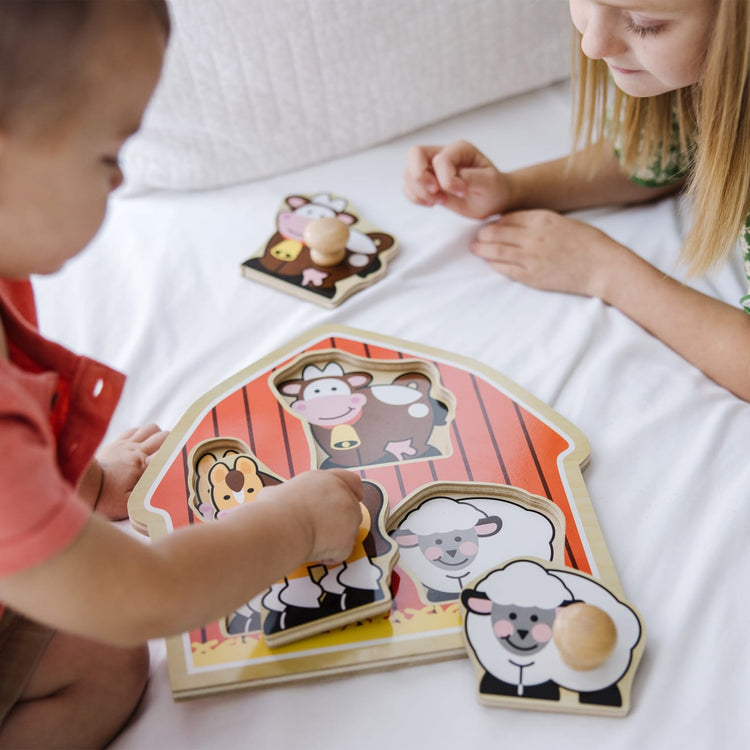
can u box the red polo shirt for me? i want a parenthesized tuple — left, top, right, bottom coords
(0, 280, 124, 590)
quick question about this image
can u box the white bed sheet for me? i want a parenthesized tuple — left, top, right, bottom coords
(34, 80, 750, 750)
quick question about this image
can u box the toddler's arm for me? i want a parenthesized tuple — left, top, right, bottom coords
(77, 424, 169, 520)
(0, 469, 364, 644)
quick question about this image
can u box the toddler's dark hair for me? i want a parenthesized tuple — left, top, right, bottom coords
(0, 0, 169, 132)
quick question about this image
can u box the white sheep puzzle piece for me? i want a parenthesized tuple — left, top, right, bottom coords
(460, 558, 645, 717)
(388, 482, 567, 605)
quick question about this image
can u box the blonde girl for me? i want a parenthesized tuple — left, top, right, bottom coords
(403, 0, 750, 401)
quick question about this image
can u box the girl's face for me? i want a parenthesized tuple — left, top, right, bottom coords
(569, 0, 717, 97)
(0, 7, 165, 278)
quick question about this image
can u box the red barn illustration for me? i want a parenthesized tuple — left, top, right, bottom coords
(128, 326, 615, 698)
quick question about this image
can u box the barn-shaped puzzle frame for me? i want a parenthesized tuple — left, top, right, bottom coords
(128, 325, 641, 708)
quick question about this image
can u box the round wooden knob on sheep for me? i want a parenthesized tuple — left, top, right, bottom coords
(552, 602, 617, 671)
(304, 217, 350, 266)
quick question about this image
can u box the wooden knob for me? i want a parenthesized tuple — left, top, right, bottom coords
(552, 602, 617, 671)
(303, 217, 349, 266)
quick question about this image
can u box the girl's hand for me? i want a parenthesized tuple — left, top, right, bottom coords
(470, 209, 629, 300)
(91, 424, 169, 520)
(403, 140, 510, 220)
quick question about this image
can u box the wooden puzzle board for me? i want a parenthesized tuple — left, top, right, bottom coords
(128, 326, 628, 699)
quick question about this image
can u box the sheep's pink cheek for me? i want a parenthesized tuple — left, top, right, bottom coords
(424, 546, 442, 561)
(459, 541, 478, 555)
(531, 623, 552, 643)
(493, 620, 514, 638)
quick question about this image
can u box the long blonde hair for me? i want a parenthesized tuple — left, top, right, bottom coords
(572, 0, 750, 276)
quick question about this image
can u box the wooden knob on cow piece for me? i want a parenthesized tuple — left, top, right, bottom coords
(552, 602, 617, 671)
(304, 217, 349, 266)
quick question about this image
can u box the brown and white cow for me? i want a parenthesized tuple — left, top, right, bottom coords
(277, 361, 449, 469)
(244, 193, 394, 299)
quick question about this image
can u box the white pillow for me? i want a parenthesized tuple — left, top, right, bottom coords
(122, 0, 571, 192)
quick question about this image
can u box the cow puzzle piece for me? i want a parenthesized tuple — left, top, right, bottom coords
(241, 192, 398, 308)
(261, 476, 398, 648)
(270, 351, 454, 470)
(182, 437, 398, 646)
(460, 558, 645, 717)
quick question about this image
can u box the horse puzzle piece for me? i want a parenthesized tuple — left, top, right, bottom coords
(127, 325, 645, 709)
(241, 192, 398, 308)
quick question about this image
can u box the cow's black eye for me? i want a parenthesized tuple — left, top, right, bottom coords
(223, 494, 231, 500)
(247, 488, 255, 494)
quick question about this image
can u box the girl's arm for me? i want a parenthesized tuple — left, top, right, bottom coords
(504, 144, 683, 213)
(403, 140, 682, 218)
(0, 469, 363, 645)
(408, 139, 750, 398)
(472, 210, 750, 401)
(598, 239, 750, 401)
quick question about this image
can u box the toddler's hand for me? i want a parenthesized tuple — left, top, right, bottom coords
(91, 424, 169, 520)
(274, 469, 364, 565)
(403, 140, 509, 220)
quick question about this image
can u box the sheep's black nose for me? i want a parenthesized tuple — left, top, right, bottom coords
(517, 629, 529, 640)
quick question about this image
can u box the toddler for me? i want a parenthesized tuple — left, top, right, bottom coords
(0, 3, 363, 747)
